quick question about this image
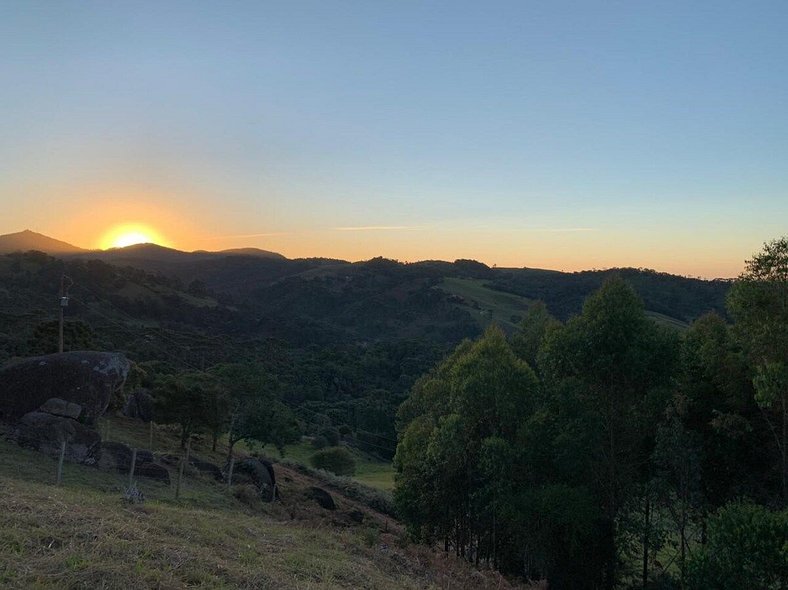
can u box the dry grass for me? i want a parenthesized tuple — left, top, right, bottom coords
(0, 422, 525, 589)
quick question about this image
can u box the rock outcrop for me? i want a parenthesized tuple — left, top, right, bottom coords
(229, 457, 277, 501)
(0, 351, 130, 423)
(307, 486, 336, 510)
(97, 441, 170, 484)
(190, 456, 223, 481)
(13, 410, 101, 464)
(39, 397, 82, 420)
(121, 388, 154, 422)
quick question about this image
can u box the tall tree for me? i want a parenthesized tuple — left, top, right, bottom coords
(395, 327, 540, 566)
(510, 301, 560, 369)
(728, 236, 788, 503)
(154, 371, 219, 447)
(213, 363, 299, 461)
(538, 276, 678, 587)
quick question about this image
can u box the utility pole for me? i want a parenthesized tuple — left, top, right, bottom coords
(58, 273, 72, 353)
(58, 274, 65, 353)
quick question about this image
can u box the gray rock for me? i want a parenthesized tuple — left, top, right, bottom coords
(190, 456, 223, 481)
(0, 352, 130, 424)
(98, 441, 169, 484)
(98, 441, 150, 471)
(135, 462, 170, 484)
(229, 458, 277, 502)
(121, 388, 154, 422)
(308, 486, 336, 510)
(39, 398, 82, 420)
(13, 411, 101, 463)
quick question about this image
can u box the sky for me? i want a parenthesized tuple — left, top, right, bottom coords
(1, 1, 786, 278)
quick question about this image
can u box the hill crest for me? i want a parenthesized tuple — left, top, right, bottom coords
(0, 230, 85, 254)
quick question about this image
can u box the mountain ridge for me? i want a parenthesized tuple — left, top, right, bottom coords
(0, 230, 86, 254)
(0, 230, 286, 261)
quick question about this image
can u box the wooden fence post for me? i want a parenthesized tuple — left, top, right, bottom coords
(175, 437, 190, 500)
(56, 441, 66, 486)
(129, 448, 137, 488)
(227, 456, 235, 492)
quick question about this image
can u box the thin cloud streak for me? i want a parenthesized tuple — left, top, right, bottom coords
(333, 225, 425, 232)
(528, 227, 598, 233)
(205, 232, 290, 240)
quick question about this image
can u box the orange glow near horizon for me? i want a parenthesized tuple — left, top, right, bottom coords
(99, 223, 170, 250)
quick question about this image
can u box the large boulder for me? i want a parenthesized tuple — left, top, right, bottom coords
(13, 411, 101, 463)
(307, 486, 336, 510)
(0, 352, 130, 424)
(121, 388, 154, 422)
(190, 455, 223, 481)
(98, 441, 151, 471)
(39, 398, 82, 420)
(229, 457, 276, 501)
(135, 462, 170, 484)
(97, 441, 169, 484)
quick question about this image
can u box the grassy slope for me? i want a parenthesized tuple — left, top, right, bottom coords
(261, 441, 396, 491)
(0, 419, 520, 590)
(437, 277, 532, 332)
(439, 277, 689, 332)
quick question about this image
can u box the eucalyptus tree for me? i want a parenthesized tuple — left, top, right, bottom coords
(538, 276, 679, 588)
(728, 237, 788, 503)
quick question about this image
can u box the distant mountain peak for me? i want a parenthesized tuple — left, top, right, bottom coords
(0, 230, 85, 254)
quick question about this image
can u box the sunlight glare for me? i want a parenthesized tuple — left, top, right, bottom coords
(100, 224, 169, 250)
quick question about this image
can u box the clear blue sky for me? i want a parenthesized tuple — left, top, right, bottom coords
(1, 1, 786, 276)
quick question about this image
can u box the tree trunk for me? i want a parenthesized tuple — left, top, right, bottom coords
(782, 392, 787, 504)
(226, 437, 237, 465)
(642, 491, 650, 590)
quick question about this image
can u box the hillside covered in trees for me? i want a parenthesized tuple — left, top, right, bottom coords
(395, 238, 788, 589)
(0, 239, 729, 458)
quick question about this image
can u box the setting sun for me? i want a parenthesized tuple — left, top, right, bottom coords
(99, 224, 169, 250)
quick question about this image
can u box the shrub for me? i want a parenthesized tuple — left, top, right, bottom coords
(686, 501, 787, 590)
(360, 526, 380, 548)
(311, 435, 328, 449)
(310, 446, 356, 477)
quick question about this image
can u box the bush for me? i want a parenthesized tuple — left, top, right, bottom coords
(311, 435, 328, 449)
(310, 446, 356, 476)
(686, 501, 787, 590)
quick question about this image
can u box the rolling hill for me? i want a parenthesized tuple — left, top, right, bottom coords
(0, 232, 732, 459)
(0, 230, 85, 254)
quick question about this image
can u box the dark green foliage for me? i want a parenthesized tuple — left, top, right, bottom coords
(396, 279, 686, 588)
(310, 446, 356, 476)
(213, 363, 300, 459)
(28, 319, 96, 354)
(396, 327, 566, 579)
(685, 502, 787, 590)
(509, 301, 559, 368)
(153, 371, 220, 447)
(728, 236, 788, 502)
(490, 266, 729, 322)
